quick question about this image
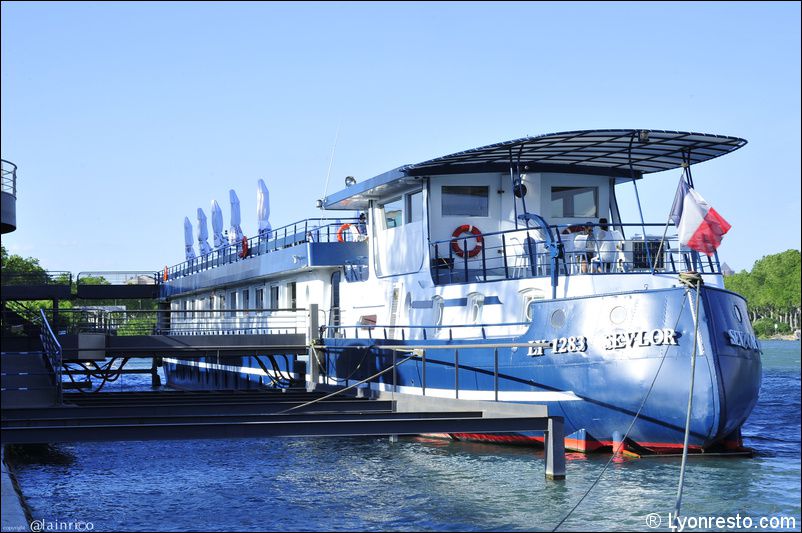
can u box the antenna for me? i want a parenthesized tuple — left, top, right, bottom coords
(321, 121, 341, 205)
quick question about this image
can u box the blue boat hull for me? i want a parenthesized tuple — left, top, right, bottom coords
(320, 286, 761, 453)
(163, 286, 761, 453)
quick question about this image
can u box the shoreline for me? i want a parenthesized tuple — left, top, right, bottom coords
(759, 334, 800, 341)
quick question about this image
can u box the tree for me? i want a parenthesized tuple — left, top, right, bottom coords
(724, 249, 801, 335)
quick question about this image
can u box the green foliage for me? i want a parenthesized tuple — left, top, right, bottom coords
(1, 245, 49, 284)
(752, 318, 791, 337)
(724, 249, 801, 336)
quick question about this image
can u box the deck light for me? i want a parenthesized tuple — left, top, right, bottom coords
(345, 176, 357, 187)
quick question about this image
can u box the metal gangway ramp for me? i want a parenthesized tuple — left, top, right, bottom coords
(1, 388, 566, 480)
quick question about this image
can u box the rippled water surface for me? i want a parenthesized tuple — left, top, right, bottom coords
(10, 341, 801, 531)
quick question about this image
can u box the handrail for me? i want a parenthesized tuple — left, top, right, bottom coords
(76, 271, 158, 285)
(1, 158, 17, 197)
(38, 308, 63, 405)
(0, 270, 72, 286)
(429, 221, 721, 285)
(163, 217, 360, 282)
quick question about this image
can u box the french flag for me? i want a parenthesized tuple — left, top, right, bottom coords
(669, 179, 731, 256)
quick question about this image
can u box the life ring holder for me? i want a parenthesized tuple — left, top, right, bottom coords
(239, 236, 250, 258)
(451, 225, 483, 258)
(337, 223, 355, 243)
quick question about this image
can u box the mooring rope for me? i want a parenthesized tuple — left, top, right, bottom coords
(552, 284, 694, 532)
(276, 347, 420, 414)
(673, 271, 704, 526)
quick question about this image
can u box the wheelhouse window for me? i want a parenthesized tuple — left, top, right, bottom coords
(442, 186, 488, 217)
(407, 189, 423, 223)
(551, 186, 598, 218)
(381, 197, 404, 228)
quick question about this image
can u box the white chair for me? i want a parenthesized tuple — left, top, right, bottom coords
(507, 236, 542, 278)
(572, 233, 596, 273)
(594, 229, 625, 272)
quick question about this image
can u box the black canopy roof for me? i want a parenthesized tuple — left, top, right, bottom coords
(323, 129, 747, 209)
(403, 129, 746, 176)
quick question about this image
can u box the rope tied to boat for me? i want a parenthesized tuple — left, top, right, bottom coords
(679, 271, 704, 289)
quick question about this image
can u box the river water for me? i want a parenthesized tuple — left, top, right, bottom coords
(8, 340, 800, 531)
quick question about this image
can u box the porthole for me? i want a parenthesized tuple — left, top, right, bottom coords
(550, 309, 566, 329)
(610, 306, 627, 325)
(733, 304, 743, 323)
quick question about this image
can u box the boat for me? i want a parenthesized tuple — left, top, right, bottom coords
(159, 129, 762, 454)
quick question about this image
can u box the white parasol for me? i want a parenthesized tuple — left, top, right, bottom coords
(211, 200, 225, 249)
(229, 189, 244, 245)
(197, 208, 213, 255)
(257, 179, 272, 239)
(183, 216, 197, 261)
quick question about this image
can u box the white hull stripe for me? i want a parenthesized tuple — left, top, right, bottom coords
(163, 357, 301, 380)
(164, 359, 580, 402)
(318, 376, 581, 402)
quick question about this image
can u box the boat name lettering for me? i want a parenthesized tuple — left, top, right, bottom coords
(527, 336, 587, 356)
(603, 329, 677, 350)
(726, 329, 760, 351)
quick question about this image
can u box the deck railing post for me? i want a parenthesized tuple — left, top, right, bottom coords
(422, 350, 426, 396)
(494, 348, 499, 402)
(454, 349, 459, 399)
(306, 303, 320, 391)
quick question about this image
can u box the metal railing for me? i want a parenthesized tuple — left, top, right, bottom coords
(39, 308, 63, 404)
(164, 218, 360, 281)
(76, 271, 158, 285)
(323, 321, 532, 341)
(319, 340, 549, 402)
(0, 270, 72, 286)
(45, 308, 310, 336)
(429, 222, 720, 285)
(1, 159, 17, 197)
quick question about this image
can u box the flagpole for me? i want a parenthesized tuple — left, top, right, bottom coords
(652, 164, 689, 272)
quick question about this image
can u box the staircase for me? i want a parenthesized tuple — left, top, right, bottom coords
(1, 351, 60, 408)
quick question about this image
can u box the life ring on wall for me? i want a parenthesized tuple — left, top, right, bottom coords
(239, 236, 249, 258)
(337, 223, 353, 243)
(451, 225, 483, 258)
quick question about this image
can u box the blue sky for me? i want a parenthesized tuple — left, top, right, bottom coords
(2, 1, 800, 274)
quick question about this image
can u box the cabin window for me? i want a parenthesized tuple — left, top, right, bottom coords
(242, 289, 250, 314)
(255, 288, 264, 310)
(551, 186, 598, 218)
(229, 292, 237, 318)
(216, 294, 225, 319)
(442, 186, 488, 217)
(381, 197, 404, 228)
(407, 190, 423, 223)
(288, 282, 297, 310)
(269, 285, 280, 309)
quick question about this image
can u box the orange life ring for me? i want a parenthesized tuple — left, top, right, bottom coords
(163, 266, 168, 281)
(451, 225, 483, 258)
(239, 236, 249, 258)
(337, 223, 353, 243)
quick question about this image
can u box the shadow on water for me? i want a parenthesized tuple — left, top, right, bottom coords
(4, 444, 75, 466)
